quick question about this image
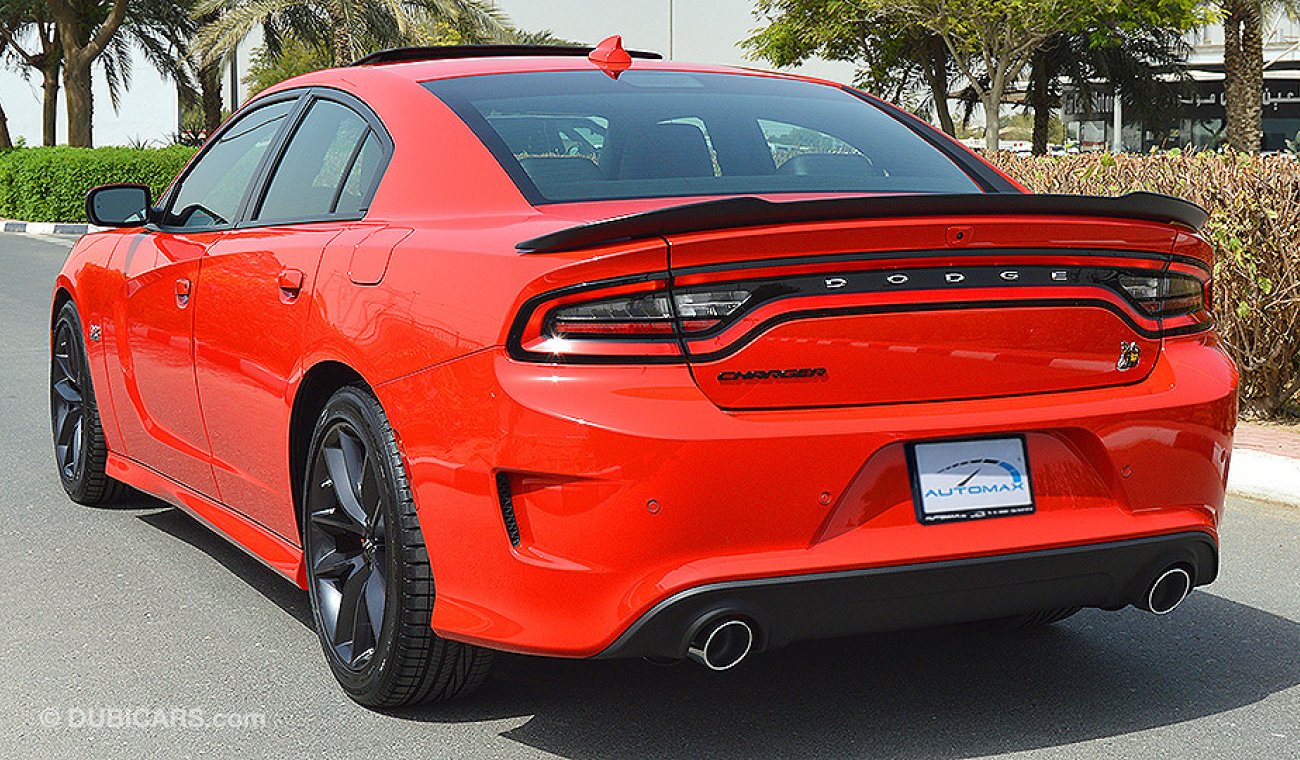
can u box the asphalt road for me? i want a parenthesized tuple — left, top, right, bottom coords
(2, 233, 1297, 759)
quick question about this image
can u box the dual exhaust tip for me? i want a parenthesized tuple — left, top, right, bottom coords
(679, 565, 1193, 671)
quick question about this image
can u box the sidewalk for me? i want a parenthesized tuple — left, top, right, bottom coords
(1229, 422, 1300, 506)
(1, 219, 99, 235)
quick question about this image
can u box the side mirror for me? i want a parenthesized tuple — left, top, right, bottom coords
(85, 184, 153, 227)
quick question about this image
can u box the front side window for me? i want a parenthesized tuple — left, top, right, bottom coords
(256, 99, 374, 222)
(426, 71, 979, 204)
(165, 99, 295, 229)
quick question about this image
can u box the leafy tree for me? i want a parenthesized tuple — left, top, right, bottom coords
(243, 35, 329, 95)
(886, 0, 1087, 151)
(1025, 2, 1202, 155)
(744, 0, 959, 135)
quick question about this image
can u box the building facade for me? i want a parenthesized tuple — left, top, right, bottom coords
(1064, 15, 1300, 152)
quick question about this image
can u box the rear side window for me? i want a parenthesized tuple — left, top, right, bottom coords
(335, 131, 385, 216)
(256, 99, 377, 222)
(425, 71, 979, 204)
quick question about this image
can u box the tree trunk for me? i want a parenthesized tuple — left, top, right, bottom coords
(0, 101, 13, 150)
(923, 36, 956, 136)
(64, 61, 93, 148)
(983, 90, 1001, 152)
(328, 1, 353, 67)
(1223, 0, 1264, 153)
(1029, 52, 1052, 156)
(41, 64, 60, 147)
(51, 0, 129, 149)
(198, 60, 224, 136)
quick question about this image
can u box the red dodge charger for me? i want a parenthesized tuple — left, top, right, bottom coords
(52, 38, 1238, 707)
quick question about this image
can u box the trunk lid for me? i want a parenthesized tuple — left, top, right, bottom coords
(667, 214, 1180, 410)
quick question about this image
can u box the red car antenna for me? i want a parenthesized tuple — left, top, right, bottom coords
(588, 35, 633, 79)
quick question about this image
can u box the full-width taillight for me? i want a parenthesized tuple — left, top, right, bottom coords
(1116, 272, 1207, 317)
(510, 262, 1213, 364)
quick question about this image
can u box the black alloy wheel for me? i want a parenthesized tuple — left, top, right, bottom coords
(307, 420, 390, 670)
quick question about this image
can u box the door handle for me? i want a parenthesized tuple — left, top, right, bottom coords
(278, 268, 305, 299)
(175, 277, 191, 307)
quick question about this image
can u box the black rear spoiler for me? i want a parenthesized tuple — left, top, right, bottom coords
(516, 192, 1207, 254)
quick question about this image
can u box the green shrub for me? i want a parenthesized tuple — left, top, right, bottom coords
(0, 145, 197, 224)
(991, 151, 1300, 417)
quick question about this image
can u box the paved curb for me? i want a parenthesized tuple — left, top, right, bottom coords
(1228, 448, 1300, 507)
(2, 220, 103, 236)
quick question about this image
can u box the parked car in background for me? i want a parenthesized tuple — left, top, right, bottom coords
(52, 37, 1237, 707)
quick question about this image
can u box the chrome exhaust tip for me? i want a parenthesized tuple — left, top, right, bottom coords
(686, 618, 754, 671)
(1142, 566, 1193, 615)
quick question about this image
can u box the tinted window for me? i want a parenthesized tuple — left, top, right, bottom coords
(335, 131, 384, 216)
(426, 71, 979, 204)
(166, 99, 294, 228)
(257, 99, 371, 221)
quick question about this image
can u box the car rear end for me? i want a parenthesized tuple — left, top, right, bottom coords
(388, 60, 1237, 664)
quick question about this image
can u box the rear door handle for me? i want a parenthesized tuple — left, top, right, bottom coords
(175, 277, 191, 307)
(278, 268, 305, 299)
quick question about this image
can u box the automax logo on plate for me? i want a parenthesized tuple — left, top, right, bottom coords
(910, 437, 1035, 523)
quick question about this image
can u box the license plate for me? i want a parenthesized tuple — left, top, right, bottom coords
(907, 436, 1035, 524)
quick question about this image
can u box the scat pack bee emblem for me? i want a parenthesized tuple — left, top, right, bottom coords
(1117, 341, 1142, 371)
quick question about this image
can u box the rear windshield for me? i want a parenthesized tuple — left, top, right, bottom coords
(424, 71, 980, 204)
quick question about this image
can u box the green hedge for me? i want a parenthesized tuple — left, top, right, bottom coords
(0, 146, 197, 223)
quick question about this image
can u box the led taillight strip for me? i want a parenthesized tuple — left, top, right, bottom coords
(507, 261, 1212, 364)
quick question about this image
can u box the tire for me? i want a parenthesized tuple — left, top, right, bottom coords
(302, 385, 493, 707)
(50, 301, 130, 505)
(972, 607, 1081, 633)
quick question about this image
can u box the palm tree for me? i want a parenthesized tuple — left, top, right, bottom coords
(0, 1, 61, 145)
(1222, 1, 1300, 152)
(1223, 0, 1265, 152)
(47, 0, 195, 147)
(194, 0, 510, 69)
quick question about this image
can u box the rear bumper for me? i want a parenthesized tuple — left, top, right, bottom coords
(376, 333, 1237, 658)
(598, 532, 1218, 660)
